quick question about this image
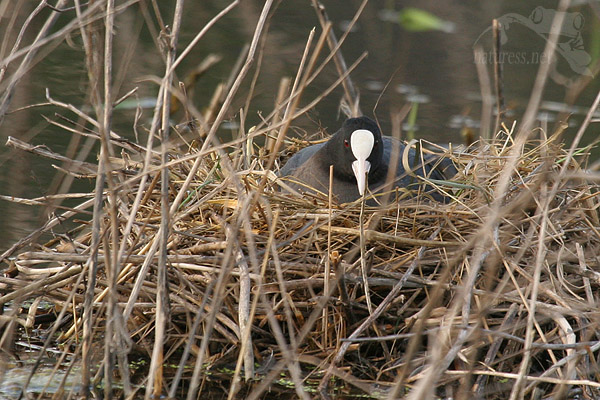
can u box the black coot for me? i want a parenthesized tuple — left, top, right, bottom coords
(279, 116, 455, 203)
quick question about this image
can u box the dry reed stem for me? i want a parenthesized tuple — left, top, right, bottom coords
(474, 46, 493, 140)
(9, 125, 598, 400)
(2, 2, 600, 400)
(311, 0, 366, 116)
(145, 0, 185, 397)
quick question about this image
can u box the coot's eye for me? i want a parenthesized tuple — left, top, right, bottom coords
(374, 140, 379, 148)
(344, 139, 349, 148)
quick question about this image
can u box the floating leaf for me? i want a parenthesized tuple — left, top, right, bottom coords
(380, 7, 455, 33)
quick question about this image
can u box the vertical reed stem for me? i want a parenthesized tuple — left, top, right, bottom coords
(146, 0, 185, 398)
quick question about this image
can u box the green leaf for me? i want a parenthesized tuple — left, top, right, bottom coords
(396, 7, 455, 33)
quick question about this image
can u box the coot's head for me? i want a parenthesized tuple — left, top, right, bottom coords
(323, 116, 384, 196)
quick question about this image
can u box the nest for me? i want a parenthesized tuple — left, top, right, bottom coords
(3, 124, 600, 399)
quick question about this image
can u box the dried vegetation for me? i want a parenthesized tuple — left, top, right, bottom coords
(0, 1, 599, 399)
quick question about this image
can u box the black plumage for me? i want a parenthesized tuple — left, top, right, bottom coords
(279, 116, 455, 203)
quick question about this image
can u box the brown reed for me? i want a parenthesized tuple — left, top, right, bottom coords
(1, 1, 600, 399)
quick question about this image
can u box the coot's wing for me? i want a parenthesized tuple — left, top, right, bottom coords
(279, 142, 325, 176)
(378, 137, 456, 201)
(382, 137, 456, 180)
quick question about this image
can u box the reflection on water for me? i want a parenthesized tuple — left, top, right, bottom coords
(0, 0, 598, 252)
(0, 358, 82, 399)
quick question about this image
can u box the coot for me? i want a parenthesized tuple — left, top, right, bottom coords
(279, 116, 455, 203)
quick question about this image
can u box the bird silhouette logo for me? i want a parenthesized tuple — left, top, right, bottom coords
(474, 6, 592, 77)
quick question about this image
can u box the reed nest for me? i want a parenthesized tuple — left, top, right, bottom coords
(4, 123, 600, 399)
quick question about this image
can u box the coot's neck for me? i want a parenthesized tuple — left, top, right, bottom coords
(368, 161, 388, 184)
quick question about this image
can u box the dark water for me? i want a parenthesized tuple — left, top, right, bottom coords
(1, 0, 599, 252)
